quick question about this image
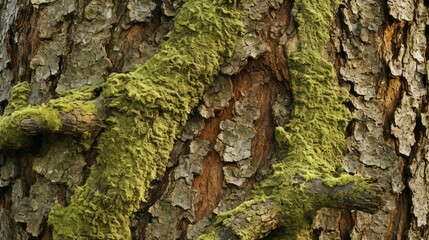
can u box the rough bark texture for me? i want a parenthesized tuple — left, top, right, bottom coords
(0, 0, 427, 240)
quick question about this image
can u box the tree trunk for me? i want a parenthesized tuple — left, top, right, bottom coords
(0, 0, 427, 239)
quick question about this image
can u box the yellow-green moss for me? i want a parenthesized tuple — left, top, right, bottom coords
(266, 0, 354, 194)
(260, 0, 361, 236)
(205, 0, 370, 239)
(273, 0, 353, 180)
(0, 83, 98, 149)
(3, 82, 32, 115)
(48, 0, 243, 239)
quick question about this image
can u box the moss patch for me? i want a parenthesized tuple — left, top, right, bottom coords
(47, 0, 243, 239)
(263, 0, 358, 200)
(274, 0, 354, 181)
(261, 0, 363, 234)
(204, 0, 370, 239)
(3, 82, 32, 116)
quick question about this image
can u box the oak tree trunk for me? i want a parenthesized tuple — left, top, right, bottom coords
(0, 0, 427, 239)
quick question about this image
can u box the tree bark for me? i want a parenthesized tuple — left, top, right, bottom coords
(0, 0, 427, 239)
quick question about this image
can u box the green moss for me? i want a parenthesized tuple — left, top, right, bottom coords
(3, 82, 32, 115)
(197, 230, 218, 240)
(48, 0, 243, 239)
(203, 0, 373, 239)
(259, 0, 367, 236)
(258, 0, 357, 237)
(323, 173, 366, 188)
(266, 0, 351, 184)
(0, 83, 98, 149)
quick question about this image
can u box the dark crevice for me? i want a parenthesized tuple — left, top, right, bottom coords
(51, 56, 63, 97)
(422, 73, 428, 92)
(397, 76, 408, 100)
(262, 226, 287, 239)
(6, 29, 17, 71)
(335, 50, 347, 72)
(339, 210, 353, 240)
(0, 100, 8, 115)
(400, 155, 413, 239)
(46, 74, 59, 99)
(311, 228, 322, 240)
(178, 218, 190, 240)
(343, 80, 360, 98)
(380, 0, 396, 26)
(345, 118, 356, 138)
(0, 185, 12, 209)
(411, 110, 424, 158)
(395, 186, 412, 239)
(28, 135, 44, 156)
(153, 0, 165, 27)
(65, 17, 75, 55)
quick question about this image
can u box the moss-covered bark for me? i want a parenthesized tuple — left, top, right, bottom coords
(197, 0, 383, 239)
(45, 0, 243, 239)
(0, 0, 384, 239)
